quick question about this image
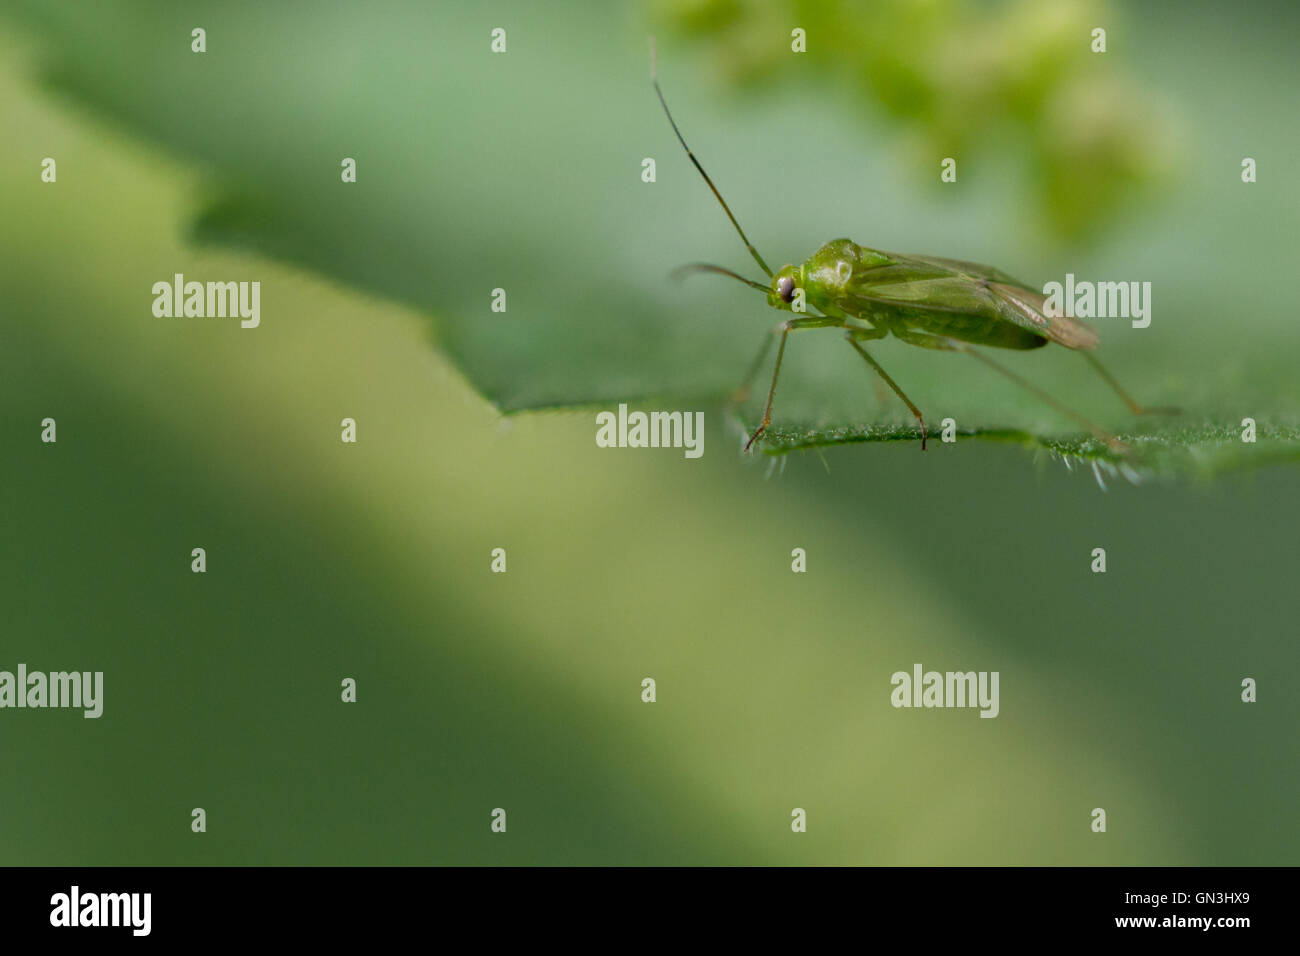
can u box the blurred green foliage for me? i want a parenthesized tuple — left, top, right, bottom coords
(659, 0, 1180, 240)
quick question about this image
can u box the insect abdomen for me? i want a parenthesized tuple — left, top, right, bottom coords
(895, 306, 1050, 349)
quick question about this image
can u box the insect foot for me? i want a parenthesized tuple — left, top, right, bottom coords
(743, 424, 768, 453)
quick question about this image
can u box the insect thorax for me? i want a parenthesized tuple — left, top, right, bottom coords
(800, 239, 891, 310)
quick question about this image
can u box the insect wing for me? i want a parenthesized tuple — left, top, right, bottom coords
(839, 253, 1005, 317)
(900, 254, 1024, 287)
(865, 254, 1101, 351)
(987, 282, 1099, 350)
(844, 275, 1002, 315)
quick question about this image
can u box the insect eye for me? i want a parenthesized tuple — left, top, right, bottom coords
(776, 276, 795, 302)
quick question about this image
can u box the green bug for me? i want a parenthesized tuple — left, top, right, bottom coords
(651, 45, 1172, 454)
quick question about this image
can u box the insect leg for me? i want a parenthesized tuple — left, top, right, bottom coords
(845, 328, 928, 450)
(744, 316, 840, 452)
(731, 330, 777, 404)
(1080, 352, 1179, 416)
(897, 330, 1129, 454)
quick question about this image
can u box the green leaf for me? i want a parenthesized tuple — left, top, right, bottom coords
(5, 0, 1297, 478)
(749, 418, 1300, 482)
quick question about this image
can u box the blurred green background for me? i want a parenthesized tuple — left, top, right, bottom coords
(1, 0, 1296, 865)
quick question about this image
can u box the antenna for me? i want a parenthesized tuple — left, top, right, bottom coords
(651, 37, 774, 279)
(671, 263, 770, 292)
